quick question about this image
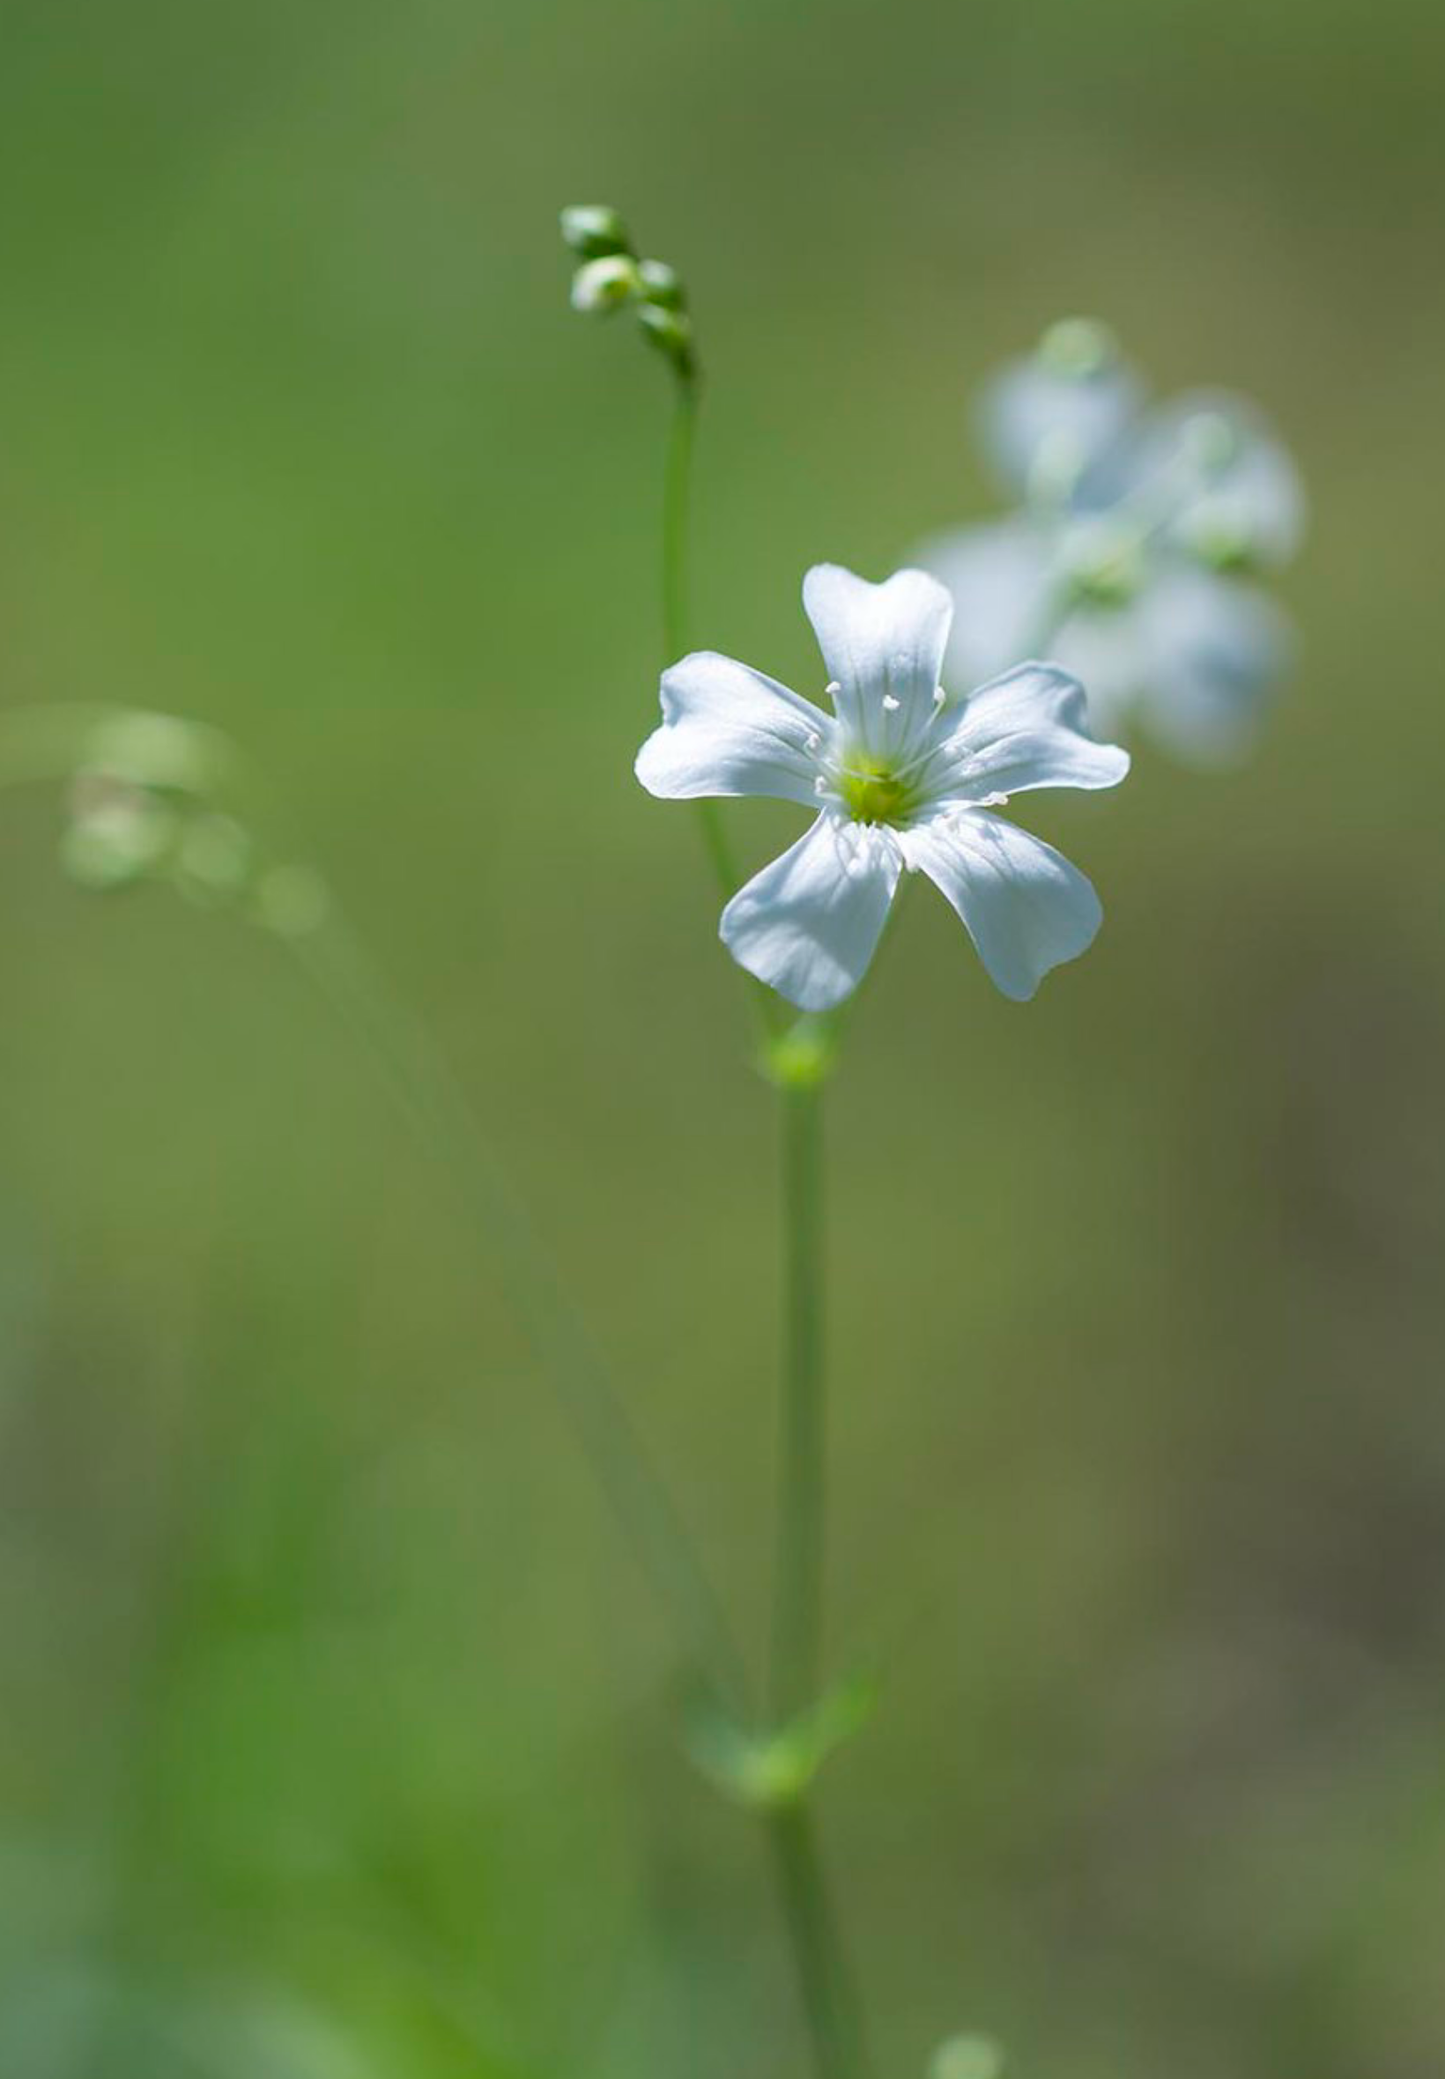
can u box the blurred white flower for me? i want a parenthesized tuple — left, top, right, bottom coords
(636, 565, 1128, 1011)
(923, 323, 1305, 763)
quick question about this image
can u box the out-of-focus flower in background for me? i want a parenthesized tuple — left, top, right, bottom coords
(921, 320, 1306, 763)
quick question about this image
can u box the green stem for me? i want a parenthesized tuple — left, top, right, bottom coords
(288, 908, 752, 1719)
(1020, 583, 1075, 659)
(0, 706, 750, 1712)
(766, 1800, 868, 2079)
(661, 371, 697, 667)
(662, 372, 743, 907)
(764, 1068, 872, 2077)
(660, 375, 785, 1045)
(771, 1075, 827, 1719)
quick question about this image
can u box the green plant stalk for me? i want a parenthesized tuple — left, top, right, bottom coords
(661, 372, 739, 903)
(660, 354, 867, 2070)
(767, 1799, 869, 2079)
(0, 707, 749, 1713)
(289, 908, 752, 1718)
(771, 1075, 827, 1719)
(764, 1060, 872, 2078)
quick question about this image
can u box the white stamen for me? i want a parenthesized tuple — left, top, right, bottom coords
(813, 775, 828, 795)
(825, 680, 841, 697)
(805, 731, 822, 752)
(881, 694, 900, 712)
(933, 685, 947, 706)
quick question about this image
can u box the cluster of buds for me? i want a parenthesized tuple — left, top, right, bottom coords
(62, 709, 329, 938)
(560, 205, 696, 380)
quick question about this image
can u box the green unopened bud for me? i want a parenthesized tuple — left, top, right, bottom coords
(928, 2036, 1005, 2079)
(764, 1015, 836, 1090)
(570, 254, 642, 314)
(1038, 315, 1117, 380)
(637, 258, 686, 311)
(62, 788, 176, 890)
(1178, 408, 1240, 476)
(79, 710, 228, 800)
(560, 204, 631, 259)
(252, 863, 331, 939)
(637, 300, 696, 377)
(686, 1671, 875, 1812)
(173, 812, 254, 906)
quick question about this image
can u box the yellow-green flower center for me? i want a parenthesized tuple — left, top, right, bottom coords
(838, 754, 918, 827)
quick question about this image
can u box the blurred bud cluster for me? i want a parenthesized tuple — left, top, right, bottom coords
(561, 204, 696, 379)
(921, 319, 1306, 763)
(62, 710, 329, 937)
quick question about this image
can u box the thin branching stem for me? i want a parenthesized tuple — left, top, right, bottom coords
(766, 1800, 870, 2079)
(771, 1076, 827, 1720)
(291, 908, 753, 1718)
(662, 372, 739, 902)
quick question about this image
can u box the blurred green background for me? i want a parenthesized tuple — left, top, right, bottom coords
(2, 0, 1444, 2072)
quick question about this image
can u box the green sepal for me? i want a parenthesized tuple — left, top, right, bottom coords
(686, 1670, 877, 1812)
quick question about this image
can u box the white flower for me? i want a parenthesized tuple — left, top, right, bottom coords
(635, 565, 1129, 1013)
(923, 327, 1305, 764)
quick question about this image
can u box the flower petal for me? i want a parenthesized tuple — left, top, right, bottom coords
(919, 521, 1052, 689)
(899, 810, 1103, 1001)
(720, 811, 900, 1011)
(926, 662, 1130, 803)
(802, 564, 953, 759)
(1133, 567, 1291, 764)
(635, 652, 832, 808)
(979, 351, 1143, 500)
(1115, 391, 1306, 569)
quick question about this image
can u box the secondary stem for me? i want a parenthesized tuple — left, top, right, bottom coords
(765, 1065, 871, 2078)
(662, 372, 743, 906)
(657, 359, 863, 2069)
(291, 907, 751, 1718)
(771, 1075, 827, 1719)
(766, 1801, 867, 2079)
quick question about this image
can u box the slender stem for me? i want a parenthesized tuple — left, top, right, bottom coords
(662, 372, 743, 906)
(764, 1071, 871, 2075)
(661, 372, 697, 667)
(1019, 582, 1074, 659)
(0, 710, 750, 1712)
(771, 1076, 827, 1720)
(291, 907, 751, 1718)
(766, 1801, 868, 2079)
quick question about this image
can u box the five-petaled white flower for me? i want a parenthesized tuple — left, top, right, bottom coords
(921, 322, 1306, 765)
(635, 564, 1129, 1012)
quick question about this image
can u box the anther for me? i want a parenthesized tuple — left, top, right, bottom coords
(882, 694, 901, 712)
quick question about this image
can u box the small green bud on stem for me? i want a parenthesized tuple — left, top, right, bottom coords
(929, 2037, 1005, 2079)
(638, 257, 686, 310)
(1038, 315, 1117, 380)
(637, 301, 696, 379)
(561, 203, 700, 380)
(570, 253, 644, 314)
(559, 203, 632, 259)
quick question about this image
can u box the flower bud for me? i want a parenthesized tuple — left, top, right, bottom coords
(637, 300, 696, 378)
(559, 204, 631, 259)
(928, 2037, 1004, 2079)
(1037, 315, 1118, 380)
(79, 710, 228, 800)
(61, 786, 176, 890)
(173, 812, 254, 907)
(570, 254, 642, 314)
(252, 863, 331, 939)
(637, 258, 686, 311)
